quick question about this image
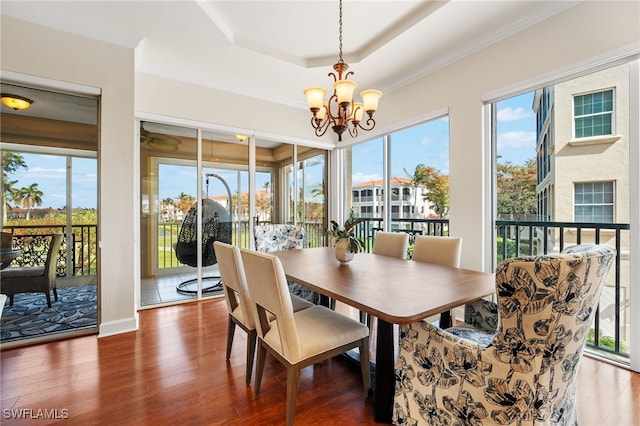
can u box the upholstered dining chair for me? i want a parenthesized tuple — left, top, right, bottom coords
(240, 248, 371, 426)
(214, 241, 313, 385)
(372, 231, 410, 259)
(1, 233, 63, 308)
(411, 235, 463, 328)
(254, 224, 319, 304)
(393, 244, 615, 426)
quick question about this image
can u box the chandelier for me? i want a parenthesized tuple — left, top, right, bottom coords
(303, 0, 382, 142)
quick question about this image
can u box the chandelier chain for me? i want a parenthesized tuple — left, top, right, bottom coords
(338, 0, 343, 63)
(303, 0, 382, 141)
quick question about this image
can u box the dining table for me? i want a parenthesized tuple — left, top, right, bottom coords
(272, 246, 495, 423)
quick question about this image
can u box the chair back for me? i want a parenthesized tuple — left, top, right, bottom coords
(254, 224, 305, 253)
(394, 244, 615, 425)
(45, 234, 64, 281)
(411, 235, 462, 267)
(240, 249, 301, 362)
(372, 231, 409, 259)
(489, 244, 614, 421)
(214, 241, 254, 329)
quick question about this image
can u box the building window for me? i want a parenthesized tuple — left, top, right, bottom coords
(573, 89, 613, 138)
(574, 181, 614, 223)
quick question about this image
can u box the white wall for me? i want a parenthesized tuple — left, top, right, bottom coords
(1, 15, 138, 337)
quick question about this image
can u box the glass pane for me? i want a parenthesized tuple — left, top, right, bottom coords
(255, 170, 273, 228)
(347, 137, 383, 247)
(140, 122, 198, 305)
(494, 62, 632, 363)
(390, 117, 450, 234)
(72, 157, 98, 276)
(301, 153, 326, 248)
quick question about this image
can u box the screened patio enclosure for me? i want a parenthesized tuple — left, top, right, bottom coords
(138, 120, 328, 307)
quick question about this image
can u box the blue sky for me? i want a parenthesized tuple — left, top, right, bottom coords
(351, 91, 536, 184)
(5, 92, 536, 209)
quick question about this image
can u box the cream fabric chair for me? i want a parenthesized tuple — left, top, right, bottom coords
(214, 242, 313, 385)
(1, 233, 63, 308)
(372, 231, 410, 259)
(393, 245, 615, 426)
(411, 235, 462, 266)
(240, 248, 371, 426)
(411, 235, 462, 328)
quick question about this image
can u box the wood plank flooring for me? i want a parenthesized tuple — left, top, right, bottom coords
(1, 298, 639, 425)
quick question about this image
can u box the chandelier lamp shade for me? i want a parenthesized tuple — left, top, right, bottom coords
(303, 0, 382, 142)
(1, 94, 33, 111)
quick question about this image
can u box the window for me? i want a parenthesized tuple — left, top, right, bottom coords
(574, 89, 614, 138)
(574, 181, 614, 223)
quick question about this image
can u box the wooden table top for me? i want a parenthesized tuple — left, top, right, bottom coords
(272, 247, 496, 324)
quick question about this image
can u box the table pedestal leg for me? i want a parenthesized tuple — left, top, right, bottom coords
(374, 318, 394, 423)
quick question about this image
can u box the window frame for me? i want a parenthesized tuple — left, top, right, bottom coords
(573, 180, 615, 223)
(573, 88, 615, 139)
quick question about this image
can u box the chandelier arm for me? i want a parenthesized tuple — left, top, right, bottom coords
(324, 94, 341, 121)
(314, 119, 333, 137)
(348, 125, 359, 139)
(357, 116, 376, 132)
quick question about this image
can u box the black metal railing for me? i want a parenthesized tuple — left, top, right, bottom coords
(2, 224, 97, 277)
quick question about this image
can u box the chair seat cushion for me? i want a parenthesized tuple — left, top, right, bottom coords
(264, 306, 369, 363)
(1, 266, 45, 278)
(446, 323, 495, 347)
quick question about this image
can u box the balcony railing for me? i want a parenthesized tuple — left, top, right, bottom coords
(2, 224, 97, 278)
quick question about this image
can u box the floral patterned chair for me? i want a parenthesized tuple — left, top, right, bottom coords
(254, 224, 319, 304)
(393, 244, 615, 426)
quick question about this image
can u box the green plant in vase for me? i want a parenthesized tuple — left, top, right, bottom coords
(328, 210, 364, 263)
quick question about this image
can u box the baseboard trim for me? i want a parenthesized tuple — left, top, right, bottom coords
(98, 315, 139, 338)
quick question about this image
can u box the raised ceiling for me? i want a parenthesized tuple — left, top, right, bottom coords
(1, 0, 579, 123)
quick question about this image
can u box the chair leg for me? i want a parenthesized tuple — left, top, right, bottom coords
(245, 329, 257, 385)
(9, 295, 14, 306)
(53, 287, 58, 301)
(439, 310, 452, 328)
(226, 315, 236, 360)
(286, 366, 300, 426)
(45, 292, 52, 308)
(359, 337, 371, 394)
(255, 342, 267, 395)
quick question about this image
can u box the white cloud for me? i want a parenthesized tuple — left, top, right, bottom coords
(352, 172, 382, 185)
(497, 107, 534, 122)
(20, 166, 65, 180)
(420, 136, 436, 145)
(497, 131, 536, 150)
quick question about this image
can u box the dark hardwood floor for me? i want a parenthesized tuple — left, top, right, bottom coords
(1, 298, 639, 425)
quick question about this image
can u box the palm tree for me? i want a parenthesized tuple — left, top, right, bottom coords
(175, 192, 195, 213)
(2, 151, 28, 223)
(14, 183, 44, 220)
(404, 164, 427, 218)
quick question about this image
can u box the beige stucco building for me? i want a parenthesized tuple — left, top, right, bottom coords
(533, 62, 631, 352)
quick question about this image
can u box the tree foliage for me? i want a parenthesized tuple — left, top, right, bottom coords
(13, 183, 44, 220)
(496, 158, 537, 218)
(2, 152, 28, 220)
(405, 164, 450, 218)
